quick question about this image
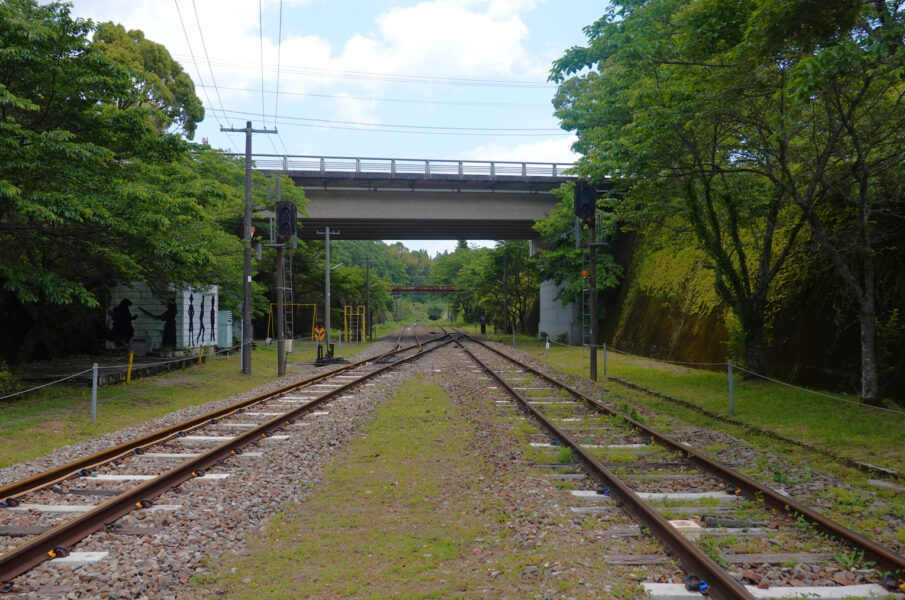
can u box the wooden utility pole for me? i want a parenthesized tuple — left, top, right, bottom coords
(220, 121, 277, 374)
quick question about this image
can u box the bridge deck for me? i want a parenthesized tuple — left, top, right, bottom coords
(242, 154, 577, 240)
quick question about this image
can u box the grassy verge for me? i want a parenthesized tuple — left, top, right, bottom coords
(515, 336, 905, 473)
(0, 340, 369, 468)
(203, 376, 490, 599)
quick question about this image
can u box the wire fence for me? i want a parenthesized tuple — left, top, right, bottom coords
(0, 343, 243, 402)
(536, 334, 905, 417)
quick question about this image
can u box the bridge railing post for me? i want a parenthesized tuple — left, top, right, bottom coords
(425, 160, 430, 176)
(458, 161, 463, 176)
(391, 159, 396, 175)
(319, 156, 325, 172)
(552, 163, 558, 176)
(282, 156, 288, 171)
(355, 158, 361, 173)
(522, 162, 527, 176)
(490, 161, 495, 176)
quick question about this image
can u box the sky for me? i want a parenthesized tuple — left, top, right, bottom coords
(65, 0, 604, 255)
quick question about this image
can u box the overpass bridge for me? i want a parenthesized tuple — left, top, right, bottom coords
(248, 154, 575, 240)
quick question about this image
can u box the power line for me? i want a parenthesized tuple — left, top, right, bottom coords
(259, 0, 268, 128)
(190, 0, 230, 126)
(274, 0, 283, 127)
(214, 108, 563, 132)
(173, 0, 238, 152)
(172, 54, 553, 88)
(195, 84, 543, 108)
(273, 0, 292, 155)
(258, 0, 281, 155)
(208, 109, 570, 137)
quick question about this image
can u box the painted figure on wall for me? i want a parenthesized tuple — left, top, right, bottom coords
(142, 302, 178, 348)
(209, 296, 216, 343)
(188, 294, 195, 343)
(197, 295, 206, 344)
(112, 299, 138, 348)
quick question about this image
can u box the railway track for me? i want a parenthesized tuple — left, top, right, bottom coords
(0, 326, 452, 591)
(457, 332, 905, 599)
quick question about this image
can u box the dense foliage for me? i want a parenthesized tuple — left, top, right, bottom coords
(551, 0, 905, 401)
(0, 0, 303, 361)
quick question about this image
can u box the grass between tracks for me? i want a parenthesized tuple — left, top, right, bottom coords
(203, 375, 631, 599)
(453, 325, 905, 475)
(0, 341, 368, 469)
(452, 324, 905, 549)
(202, 376, 489, 599)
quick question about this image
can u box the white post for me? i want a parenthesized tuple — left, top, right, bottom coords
(545, 336, 549, 358)
(603, 343, 607, 377)
(728, 359, 735, 416)
(91, 363, 98, 424)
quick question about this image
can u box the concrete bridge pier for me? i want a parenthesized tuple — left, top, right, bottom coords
(538, 280, 581, 346)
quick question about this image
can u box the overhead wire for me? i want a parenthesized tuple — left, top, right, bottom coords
(191, 0, 231, 127)
(195, 84, 544, 108)
(273, 0, 291, 155)
(259, 0, 282, 155)
(173, 0, 239, 152)
(214, 109, 561, 132)
(206, 108, 570, 136)
(172, 54, 553, 88)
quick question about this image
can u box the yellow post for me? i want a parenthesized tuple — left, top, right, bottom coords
(126, 350, 134, 383)
(198, 345, 204, 364)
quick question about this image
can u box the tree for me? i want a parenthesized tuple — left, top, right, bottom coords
(738, 0, 905, 402)
(93, 22, 204, 139)
(550, 0, 905, 399)
(0, 1, 300, 361)
(452, 242, 538, 334)
(533, 184, 622, 313)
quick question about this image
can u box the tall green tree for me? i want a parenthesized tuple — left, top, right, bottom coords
(93, 22, 204, 139)
(553, 1, 905, 401)
(0, 1, 300, 360)
(551, 0, 809, 376)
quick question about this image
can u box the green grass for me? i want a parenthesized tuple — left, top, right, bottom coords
(201, 377, 489, 598)
(0, 340, 369, 468)
(517, 336, 905, 473)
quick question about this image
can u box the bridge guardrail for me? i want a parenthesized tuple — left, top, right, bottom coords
(231, 154, 575, 178)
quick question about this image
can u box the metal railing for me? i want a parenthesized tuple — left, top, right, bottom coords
(227, 153, 575, 178)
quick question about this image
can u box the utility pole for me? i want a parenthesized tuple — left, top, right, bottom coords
(365, 258, 371, 341)
(317, 227, 339, 352)
(220, 121, 277, 374)
(589, 239, 598, 381)
(275, 174, 286, 377)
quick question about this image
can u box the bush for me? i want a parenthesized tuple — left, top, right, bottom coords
(0, 362, 18, 397)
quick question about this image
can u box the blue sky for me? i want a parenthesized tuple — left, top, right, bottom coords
(67, 0, 604, 254)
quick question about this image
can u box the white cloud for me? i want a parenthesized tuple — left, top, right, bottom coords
(354, 1, 546, 79)
(461, 136, 578, 163)
(332, 93, 381, 128)
(69, 0, 549, 98)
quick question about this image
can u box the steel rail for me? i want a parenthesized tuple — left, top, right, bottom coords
(0, 334, 414, 505)
(456, 337, 756, 600)
(0, 331, 452, 585)
(461, 332, 905, 578)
